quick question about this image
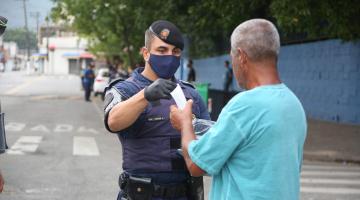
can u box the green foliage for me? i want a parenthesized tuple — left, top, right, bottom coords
(270, 0, 360, 41)
(51, 0, 169, 67)
(51, 0, 360, 62)
(2, 28, 37, 50)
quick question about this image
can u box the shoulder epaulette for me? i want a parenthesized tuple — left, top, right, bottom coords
(105, 78, 125, 92)
(180, 80, 195, 89)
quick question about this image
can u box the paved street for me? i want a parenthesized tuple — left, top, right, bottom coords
(300, 161, 360, 200)
(0, 71, 359, 200)
(0, 71, 122, 200)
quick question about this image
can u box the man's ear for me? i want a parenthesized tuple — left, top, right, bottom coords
(142, 47, 150, 62)
(237, 48, 247, 65)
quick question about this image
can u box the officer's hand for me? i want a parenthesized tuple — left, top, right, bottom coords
(144, 79, 177, 102)
(170, 100, 193, 131)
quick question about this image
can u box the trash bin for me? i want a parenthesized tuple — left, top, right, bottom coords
(194, 83, 209, 105)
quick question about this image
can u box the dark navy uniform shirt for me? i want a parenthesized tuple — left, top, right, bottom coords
(104, 67, 210, 183)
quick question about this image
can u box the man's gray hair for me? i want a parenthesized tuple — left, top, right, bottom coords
(145, 29, 156, 49)
(231, 19, 280, 61)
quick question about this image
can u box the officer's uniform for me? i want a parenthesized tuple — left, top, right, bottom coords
(104, 67, 210, 200)
(104, 20, 210, 200)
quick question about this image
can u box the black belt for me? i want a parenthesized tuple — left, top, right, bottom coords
(119, 172, 188, 199)
(153, 182, 187, 198)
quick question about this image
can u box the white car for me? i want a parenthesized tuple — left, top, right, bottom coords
(93, 68, 110, 100)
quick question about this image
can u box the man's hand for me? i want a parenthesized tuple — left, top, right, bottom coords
(0, 171, 4, 193)
(170, 100, 206, 176)
(144, 79, 177, 102)
(170, 99, 193, 131)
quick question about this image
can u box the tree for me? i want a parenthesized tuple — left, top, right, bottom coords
(51, 0, 360, 62)
(177, 0, 360, 56)
(51, 0, 169, 68)
(2, 28, 37, 50)
(271, 0, 360, 41)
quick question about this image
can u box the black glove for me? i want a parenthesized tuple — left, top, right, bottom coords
(144, 78, 177, 102)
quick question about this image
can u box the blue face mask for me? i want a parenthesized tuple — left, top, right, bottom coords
(149, 54, 180, 79)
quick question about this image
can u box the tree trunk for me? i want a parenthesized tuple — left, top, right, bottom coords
(122, 24, 135, 69)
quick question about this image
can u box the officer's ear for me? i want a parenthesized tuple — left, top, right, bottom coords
(142, 47, 150, 62)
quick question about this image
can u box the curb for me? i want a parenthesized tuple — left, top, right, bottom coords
(304, 151, 360, 165)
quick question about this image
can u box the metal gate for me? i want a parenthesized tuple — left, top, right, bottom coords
(68, 59, 81, 75)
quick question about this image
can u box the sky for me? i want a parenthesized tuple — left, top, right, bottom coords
(0, 0, 55, 31)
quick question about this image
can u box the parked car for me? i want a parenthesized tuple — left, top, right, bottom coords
(0, 63, 4, 72)
(93, 68, 110, 100)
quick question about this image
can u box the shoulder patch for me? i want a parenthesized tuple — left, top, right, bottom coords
(104, 87, 124, 114)
(180, 80, 195, 89)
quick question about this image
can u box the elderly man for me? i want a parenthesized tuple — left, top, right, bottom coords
(170, 19, 307, 200)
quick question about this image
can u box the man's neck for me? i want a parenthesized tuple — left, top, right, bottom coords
(142, 64, 158, 81)
(245, 60, 281, 90)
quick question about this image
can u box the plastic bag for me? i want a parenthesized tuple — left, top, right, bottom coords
(177, 119, 215, 157)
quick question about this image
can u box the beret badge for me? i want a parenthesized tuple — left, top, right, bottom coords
(160, 29, 170, 40)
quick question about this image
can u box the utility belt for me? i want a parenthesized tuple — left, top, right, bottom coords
(119, 172, 204, 200)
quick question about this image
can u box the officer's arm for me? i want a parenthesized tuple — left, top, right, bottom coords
(106, 79, 176, 132)
(181, 121, 206, 177)
(107, 89, 148, 132)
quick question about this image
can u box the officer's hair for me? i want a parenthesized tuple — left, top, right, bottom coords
(145, 29, 156, 50)
(230, 19, 280, 61)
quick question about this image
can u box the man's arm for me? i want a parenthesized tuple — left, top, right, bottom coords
(0, 170, 4, 193)
(170, 100, 206, 176)
(180, 120, 206, 177)
(107, 89, 148, 132)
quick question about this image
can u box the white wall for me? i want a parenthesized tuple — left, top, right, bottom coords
(3, 42, 18, 58)
(40, 36, 89, 75)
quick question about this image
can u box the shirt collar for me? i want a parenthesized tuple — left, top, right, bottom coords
(132, 67, 179, 85)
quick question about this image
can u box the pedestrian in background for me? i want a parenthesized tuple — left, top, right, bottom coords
(104, 20, 210, 200)
(107, 60, 118, 83)
(223, 60, 233, 92)
(82, 62, 95, 102)
(0, 45, 7, 73)
(170, 19, 307, 200)
(223, 60, 233, 105)
(187, 59, 196, 82)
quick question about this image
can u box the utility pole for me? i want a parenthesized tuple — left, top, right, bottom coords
(45, 14, 51, 74)
(17, 0, 30, 60)
(30, 12, 40, 51)
(23, 0, 30, 60)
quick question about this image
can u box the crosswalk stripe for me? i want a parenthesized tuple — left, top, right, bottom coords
(301, 187, 360, 195)
(302, 164, 360, 171)
(301, 171, 360, 177)
(301, 178, 360, 185)
(7, 136, 43, 155)
(73, 136, 99, 156)
(301, 164, 360, 195)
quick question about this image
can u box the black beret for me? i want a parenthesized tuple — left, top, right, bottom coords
(149, 20, 184, 50)
(0, 16, 7, 26)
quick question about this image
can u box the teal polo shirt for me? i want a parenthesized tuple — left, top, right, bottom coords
(188, 84, 307, 200)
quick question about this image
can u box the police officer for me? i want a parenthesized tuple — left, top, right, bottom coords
(82, 62, 95, 102)
(0, 15, 7, 193)
(104, 20, 210, 200)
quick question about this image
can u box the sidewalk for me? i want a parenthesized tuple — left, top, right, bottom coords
(0, 71, 82, 97)
(304, 119, 360, 164)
